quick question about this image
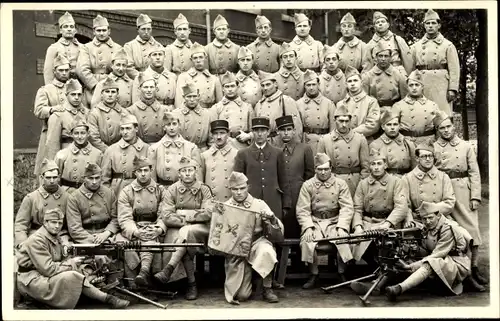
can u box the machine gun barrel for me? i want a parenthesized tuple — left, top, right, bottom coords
(314, 227, 422, 244)
(64, 241, 206, 256)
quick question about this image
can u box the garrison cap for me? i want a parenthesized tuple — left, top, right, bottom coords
(341, 12, 356, 24)
(70, 117, 89, 132)
(258, 70, 276, 83)
(101, 77, 119, 91)
(84, 162, 102, 177)
(173, 13, 189, 29)
(93, 15, 109, 28)
(368, 148, 387, 162)
(294, 13, 310, 25)
(163, 109, 182, 122)
(133, 155, 152, 170)
(112, 48, 128, 63)
(323, 45, 339, 61)
(58, 12, 75, 26)
(190, 42, 206, 57)
(279, 42, 295, 57)
(149, 43, 165, 55)
(344, 65, 361, 80)
(424, 9, 440, 22)
(210, 119, 229, 132)
(181, 82, 198, 96)
(53, 53, 70, 69)
(44, 208, 65, 221)
(314, 153, 331, 168)
(380, 109, 400, 126)
(229, 171, 248, 187)
(120, 112, 138, 126)
(433, 111, 451, 128)
(373, 41, 392, 56)
(65, 79, 83, 94)
(276, 115, 294, 129)
(178, 156, 198, 170)
(255, 15, 271, 28)
(40, 158, 59, 175)
(213, 14, 229, 29)
(220, 71, 237, 86)
(415, 141, 435, 154)
(417, 201, 441, 215)
(137, 71, 156, 87)
(373, 11, 388, 23)
(137, 14, 152, 27)
(251, 117, 270, 129)
(303, 69, 319, 84)
(407, 70, 424, 85)
(333, 105, 352, 118)
(238, 46, 254, 60)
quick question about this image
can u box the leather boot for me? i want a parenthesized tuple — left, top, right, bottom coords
(105, 295, 130, 309)
(185, 282, 198, 300)
(154, 265, 174, 285)
(262, 287, 279, 303)
(385, 285, 402, 302)
(302, 274, 318, 289)
(135, 269, 150, 287)
(464, 276, 486, 292)
(472, 267, 488, 285)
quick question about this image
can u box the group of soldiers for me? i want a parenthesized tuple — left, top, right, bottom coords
(15, 8, 487, 309)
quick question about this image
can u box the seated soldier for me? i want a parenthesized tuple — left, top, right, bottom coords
(16, 208, 129, 309)
(385, 201, 472, 301)
(154, 157, 213, 300)
(296, 153, 355, 289)
(116, 156, 167, 289)
(220, 172, 284, 304)
(349, 148, 408, 295)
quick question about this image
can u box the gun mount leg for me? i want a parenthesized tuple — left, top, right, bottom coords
(114, 287, 168, 309)
(321, 267, 380, 293)
(359, 272, 387, 306)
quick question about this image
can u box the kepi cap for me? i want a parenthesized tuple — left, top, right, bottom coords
(275, 115, 294, 129)
(251, 117, 270, 129)
(210, 119, 229, 132)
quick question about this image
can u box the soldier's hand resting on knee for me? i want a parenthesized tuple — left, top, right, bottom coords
(301, 227, 315, 243)
(93, 231, 112, 244)
(336, 227, 349, 238)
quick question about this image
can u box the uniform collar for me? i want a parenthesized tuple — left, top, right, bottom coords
(436, 135, 460, 147)
(412, 166, 438, 181)
(422, 33, 444, 45)
(282, 140, 297, 154)
(109, 72, 131, 82)
(39, 226, 59, 245)
(373, 30, 393, 42)
(213, 38, 234, 48)
(64, 103, 87, 115)
(403, 95, 428, 105)
(187, 67, 211, 78)
(250, 143, 272, 160)
(236, 70, 259, 82)
(38, 185, 63, 199)
(210, 143, 233, 156)
(278, 66, 302, 80)
(428, 215, 447, 236)
(303, 93, 324, 105)
(331, 128, 354, 143)
(92, 37, 114, 48)
(97, 102, 122, 113)
(321, 69, 344, 81)
(177, 180, 202, 195)
(230, 194, 254, 208)
(173, 39, 193, 48)
(162, 135, 185, 148)
(262, 89, 283, 103)
(131, 179, 157, 193)
(293, 35, 314, 46)
(253, 37, 274, 47)
(52, 79, 66, 88)
(136, 35, 156, 46)
(373, 64, 394, 76)
(345, 90, 367, 103)
(380, 133, 404, 145)
(58, 37, 80, 46)
(182, 104, 202, 115)
(367, 173, 389, 186)
(136, 99, 160, 111)
(313, 175, 336, 188)
(221, 96, 242, 106)
(146, 66, 173, 80)
(70, 142, 92, 155)
(337, 36, 360, 49)
(79, 184, 105, 199)
(118, 138, 146, 151)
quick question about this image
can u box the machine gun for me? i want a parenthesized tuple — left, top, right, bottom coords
(319, 227, 425, 306)
(63, 241, 205, 309)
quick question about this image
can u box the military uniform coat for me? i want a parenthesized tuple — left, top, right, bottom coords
(332, 36, 368, 72)
(66, 184, 119, 243)
(411, 33, 460, 115)
(434, 136, 482, 245)
(91, 73, 133, 109)
(236, 70, 262, 107)
(247, 38, 280, 73)
(44, 37, 81, 84)
(178, 104, 215, 151)
(296, 93, 336, 155)
(233, 143, 286, 220)
(296, 175, 354, 263)
(131, 66, 177, 105)
(289, 35, 324, 71)
(127, 99, 171, 144)
(205, 39, 240, 75)
(88, 102, 129, 152)
(318, 69, 347, 105)
(361, 65, 408, 112)
(164, 39, 194, 74)
(317, 129, 370, 196)
(335, 91, 381, 139)
(363, 31, 413, 76)
(123, 35, 164, 79)
(175, 67, 223, 109)
(200, 143, 238, 202)
(274, 66, 305, 101)
(101, 138, 150, 196)
(369, 133, 416, 177)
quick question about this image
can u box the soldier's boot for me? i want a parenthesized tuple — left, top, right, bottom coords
(135, 252, 153, 287)
(385, 263, 433, 301)
(472, 267, 488, 285)
(464, 276, 486, 292)
(385, 285, 402, 302)
(471, 246, 488, 285)
(154, 264, 174, 285)
(262, 275, 279, 303)
(185, 282, 198, 300)
(82, 282, 130, 309)
(302, 274, 318, 289)
(105, 295, 131, 309)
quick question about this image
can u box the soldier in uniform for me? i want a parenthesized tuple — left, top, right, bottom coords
(43, 12, 81, 84)
(175, 42, 223, 109)
(362, 42, 408, 115)
(127, 72, 171, 144)
(88, 78, 129, 152)
(76, 15, 122, 108)
(273, 115, 314, 238)
(148, 110, 202, 188)
(411, 9, 460, 115)
(222, 171, 284, 304)
(296, 70, 336, 154)
(233, 117, 286, 222)
(370, 110, 416, 177)
(433, 114, 488, 285)
(318, 46, 347, 105)
(317, 105, 370, 196)
(236, 46, 262, 107)
(247, 15, 280, 73)
(275, 42, 305, 101)
(16, 208, 130, 309)
(363, 11, 413, 76)
(165, 13, 194, 75)
(296, 153, 355, 288)
(101, 113, 149, 196)
(91, 48, 133, 109)
(66, 162, 119, 244)
(337, 66, 381, 142)
(392, 70, 440, 146)
(254, 71, 303, 145)
(200, 120, 239, 202)
(289, 13, 324, 72)
(123, 14, 164, 79)
(332, 12, 368, 72)
(205, 15, 240, 75)
(212, 71, 255, 150)
(116, 156, 168, 288)
(45, 79, 88, 161)
(14, 159, 70, 248)
(34, 53, 70, 176)
(132, 43, 177, 106)
(54, 118, 103, 193)
(154, 157, 214, 300)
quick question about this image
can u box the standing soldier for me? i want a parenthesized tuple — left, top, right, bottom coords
(317, 105, 370, 196)
(433, 114, 488, 286)
(101, 114, 149, 196)
(392, 70, 440, 146)
(88, 78, 129, 152)
(296, 153, 355, 288)
(91, 48, 133, 109)
(132, 43, 176, 106)
(318, 46, 347, 105)
(254, 71, 303, 145)
(411, 9, 460, 115)
(362, 42, 408, 115)
(154, 157, 214, 300)
(205, 14, 240, 75)
(338, 66, 381, 142)
(273, 115, 315, 238)
(296, 70, 336, 154)
(43, 12, 81, 84)
(127, 72, 171, 144)
(363, 11, 413, 76)
(211, 71, 255, 150)
(165, 13, 194, 75)
(289, 13, 324, 72)
(123, 14, 164, 79)
(45, 79, 88, 161)
(233, 117, 286, 222)
(247, 15, 280, 73)
(236, 46, 262, 107)
(332, 12, 368, 72)
(76, 15, 122, 108)
(275, 42, 305, 101)
(148, 110, 202, 188)
(54, 118, 103, 193)
(175, 42, 223, 109)
(34, 53, 70, 177)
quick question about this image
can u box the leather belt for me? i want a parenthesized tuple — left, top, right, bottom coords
(18, 266, 35, 273)
(142, 137, 160, 144)
(400, 129, 436, 138)
(378, 98, 399, 107)
(441, 170, 468, 179)
(303, 126, 329, 135)
(363, 210, 392, 219)
(60, 178, 82, 189)
(156, 178, 175, 186)
(111, 172, 135, 180)
(416, 63, 448, 71)
(312, 209, 340, 220)
(333, 166, 361, 174)
(162, 98, 175, 105)
(387, 167, 411, 175)
(83, 221, 109, 231)
(133, 211, 157, 222)
(299, 66, 321, 73)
